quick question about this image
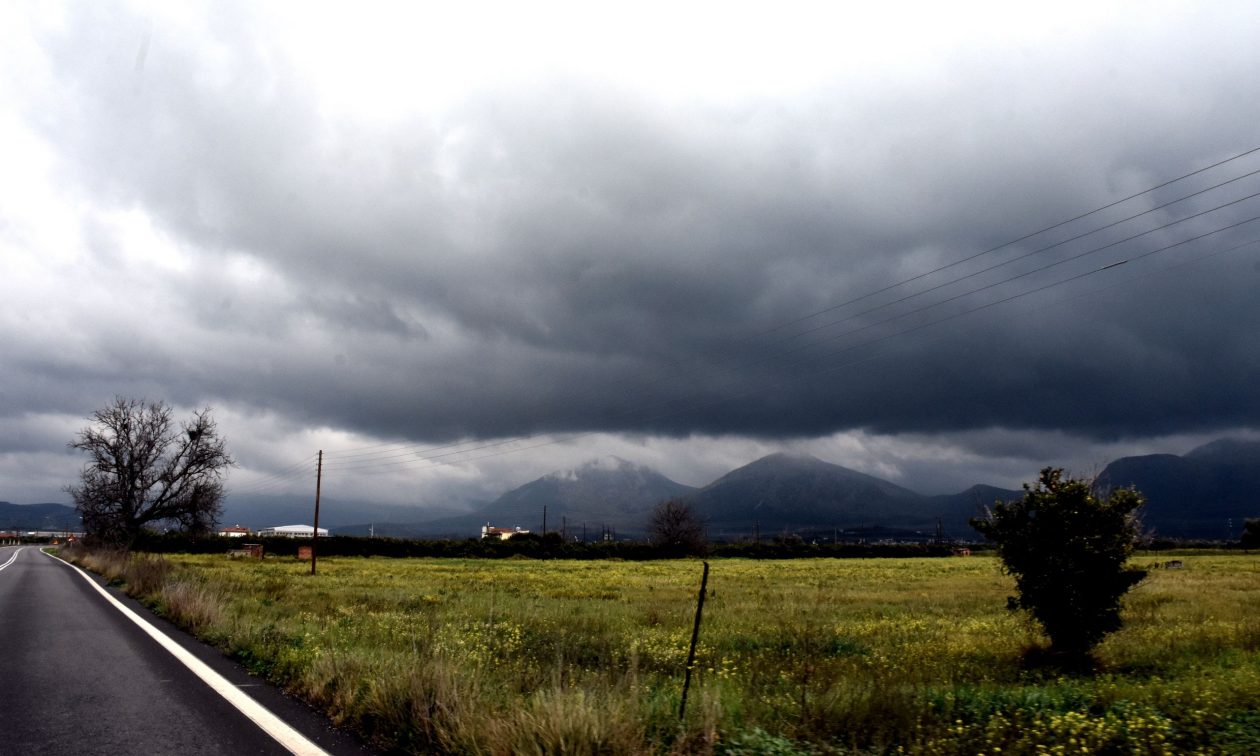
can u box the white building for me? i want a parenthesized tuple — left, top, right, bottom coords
(481, 523, 529, 540)
(257, 524, 329, 538)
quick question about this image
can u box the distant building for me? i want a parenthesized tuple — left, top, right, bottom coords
(481, 523, 529, 540)
(257, 524, 329, 538)
(217, 524, 251, 538)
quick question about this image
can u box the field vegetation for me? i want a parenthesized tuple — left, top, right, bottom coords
(66, 550, 1260, 754)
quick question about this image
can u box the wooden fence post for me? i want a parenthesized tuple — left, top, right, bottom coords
(679, 560, 710, 720)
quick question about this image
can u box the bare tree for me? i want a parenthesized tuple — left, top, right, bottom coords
(647, 498, 707, 554)
(67, 398, 234, 547)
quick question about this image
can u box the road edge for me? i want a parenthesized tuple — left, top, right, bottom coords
(43, 548, 331, 756)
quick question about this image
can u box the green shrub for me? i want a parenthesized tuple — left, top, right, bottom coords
(971, 467, 1147, 660)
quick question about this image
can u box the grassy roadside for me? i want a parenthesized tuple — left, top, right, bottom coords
(62, 548, 1260, 754)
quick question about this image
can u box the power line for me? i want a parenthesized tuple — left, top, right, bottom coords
(306, 217, 1260, 478)
(759, 203, 1260, 367)
(268, 149, 1260, 472)
(554, 224, 1260, 440)
(226, 454, 319, 495)
(749, 144, 1260, 339)
(314, 195, 1260, 474)
(732, 235, 1260, 426)
(668, 188, 1260, 391)
(757, 169, 1260, 351)
(231, 147, 1260, 487)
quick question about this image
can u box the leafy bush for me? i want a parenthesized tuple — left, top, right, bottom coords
(971, 467, 1147, 660)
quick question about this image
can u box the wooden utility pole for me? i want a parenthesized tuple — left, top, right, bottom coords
(542, 504, 548, 535)
(311, 449, 323, 576)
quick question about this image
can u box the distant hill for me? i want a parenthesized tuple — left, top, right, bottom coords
(1095, 438, 1260, 539)
(928, 484, 1026, 532)
(407, 457, 698, 538)
(0, 502, 80, 531)
(688, 453, 1018, 539)
(491, 456, 697, 527)
(689, 452, 922, 535)
(1185, 438, 1260, 467)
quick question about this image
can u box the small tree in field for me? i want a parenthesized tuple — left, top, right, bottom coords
(647, 498, 707, 555)
(971, 467, 1147, 660)
(67, 398, 234, 547)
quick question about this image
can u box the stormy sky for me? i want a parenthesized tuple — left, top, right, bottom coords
(4, 1, 1260, 512)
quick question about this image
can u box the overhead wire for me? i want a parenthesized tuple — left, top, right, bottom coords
(309, 215, 1260, 478)
(748, 144, 1260, 339)
(325, 178, 1260, 473)
(755, 168, 1260, 352)
(294, 149, 1260, 472)
(226, 453, 319, 495)
(758, 202, 1260, 367)
(690, 234, 1260, 428)
(233, 146, 1260, 488)
(307, 163, 1260, 473)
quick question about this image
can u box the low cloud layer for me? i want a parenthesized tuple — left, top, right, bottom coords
(4, 2, 1260, 507)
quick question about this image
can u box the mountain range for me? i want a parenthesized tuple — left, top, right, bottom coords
(1095, 438, 1260, 539)
(6, 439, 1257, 540)
(337, 453, 1018, 540)
(0, 501, 80, 531)
(378, 440, 1259, 541)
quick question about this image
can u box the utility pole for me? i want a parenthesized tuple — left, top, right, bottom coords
(311, 449, 323, 576)
(542, 504, 548, 535)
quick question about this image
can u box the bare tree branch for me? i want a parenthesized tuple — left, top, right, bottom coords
(67, 398, 234, 547)
(647, 498, 708, 555)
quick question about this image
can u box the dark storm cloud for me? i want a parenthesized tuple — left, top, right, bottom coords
(9, 1, 1260, 457)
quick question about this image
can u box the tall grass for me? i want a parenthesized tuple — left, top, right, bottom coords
(66, 546, 221, 630)
(62, 549, 1260, 754)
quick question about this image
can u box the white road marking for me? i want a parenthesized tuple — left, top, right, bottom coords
(0, 547, 25, 572)
(43, 550, 330, 756)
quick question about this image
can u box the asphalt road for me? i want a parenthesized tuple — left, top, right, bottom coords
(0, 545, 371, 755)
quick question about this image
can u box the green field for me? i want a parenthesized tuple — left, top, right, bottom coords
(77, 551, 1260, 754)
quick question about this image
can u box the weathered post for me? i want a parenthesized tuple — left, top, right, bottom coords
(679, 560, 710, 720)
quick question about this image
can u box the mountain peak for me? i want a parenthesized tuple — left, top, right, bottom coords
(762, 450, 822, 463)
(691, 451, 928, 533)
(545, 456, 637, 482)
(743, 451, 828, 470)
(1184, 438, 1260, 466)
(488, 458, 697, 530)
